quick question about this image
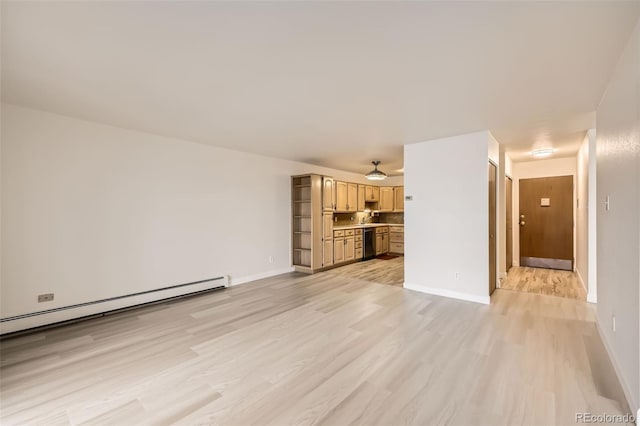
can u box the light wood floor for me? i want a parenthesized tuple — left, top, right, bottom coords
(501, 266, 587, 300)
(326, 256, 404, 287)
(0, 271, 629, 425)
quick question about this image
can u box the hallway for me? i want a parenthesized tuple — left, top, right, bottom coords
(501, 266, 587, 300)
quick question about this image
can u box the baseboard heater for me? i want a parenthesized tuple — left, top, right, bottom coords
(0, 275, 229, 336)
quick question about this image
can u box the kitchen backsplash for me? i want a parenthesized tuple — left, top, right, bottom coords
(333, 212, 404, 226)
(378, 213, 404, 224)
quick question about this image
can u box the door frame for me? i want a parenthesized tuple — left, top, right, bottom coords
(505, 175, 513, 272)
(488, 160, 497, 295)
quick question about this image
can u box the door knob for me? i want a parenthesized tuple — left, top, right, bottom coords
(520, 221, 525, 226)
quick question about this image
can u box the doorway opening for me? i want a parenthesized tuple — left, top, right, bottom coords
(504, 174, 584, 300)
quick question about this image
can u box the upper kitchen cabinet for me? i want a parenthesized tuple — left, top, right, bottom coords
(347, 183, 357, 212)
(364, 185, 380, 202)
(379, 187, 394, 211)
(335, 181, 348, 211)
(357, 184, 366, 211)
(322, 177, 334, 211)
(394, 186, 404, 212)
(335, 181, 357, 212)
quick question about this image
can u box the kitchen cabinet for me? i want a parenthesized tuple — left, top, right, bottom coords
(355, 229, 363, 259)
(365, 185, 380, 202)
(334, 236, 344, 263)
(389, 226, 404, 254)
(323, 213, 333, 240)
(379, 187, 394, 211)
(323, 213, 334, 266)
(345, 236, 355, 261)
(335, 181, 358, 212)
(322, 177, 334, 211)
(394, 187, 404, 212)
(375, 226, 389, 255)
(357, 184, 366, 211)
(335, 181, 348, 211)
(347, 183, 358, 212)
(333, 230, 345, 265)
(323, 239, 334, 266)
(375, 234, 383, 255)
(334, 229, 355, 264)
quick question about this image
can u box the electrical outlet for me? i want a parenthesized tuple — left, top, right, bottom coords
(455, 272, 461, 280)
(268, 255, 274, 264)
(38, 293, 54, 303)
(612, 315, 616, 332)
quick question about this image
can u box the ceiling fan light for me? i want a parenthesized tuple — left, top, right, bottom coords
(365, 160, 387, 180)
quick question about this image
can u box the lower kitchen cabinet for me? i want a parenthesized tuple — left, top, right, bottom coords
(355, 230, 363, 259)
(389, 226, 404, 254)
(334, 229, 356, 265)
(323, 239, 334, 266)
(334, 237, 344, 263)
(345, 236, 355, 261)
(375, 234, 383, 256)
(375, 226, 389, 255)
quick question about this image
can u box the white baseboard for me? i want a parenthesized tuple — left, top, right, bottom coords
(596, 319, 639, 415)
(229, 267, 295, 287)
(576, 268, 587, 292)
(576, 268, 597, 304)
(403, 282, 490, 305)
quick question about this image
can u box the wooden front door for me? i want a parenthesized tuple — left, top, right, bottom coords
(489, 162, 497, 295)
(506, 176, 513, 271)
(519, 176, 573, 270)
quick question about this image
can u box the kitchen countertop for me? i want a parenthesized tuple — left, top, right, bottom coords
(333, 223, 404, 230)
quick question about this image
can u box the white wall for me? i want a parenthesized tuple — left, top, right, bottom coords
(587, 130, 597, 304)
(0, 104, 386, 333)
(510, 157, 577, 267)
(504, 154, 513, 178)
(404, 130, 495, 304)
(576, 129, 597, 302)
(595, 18, 639, 415)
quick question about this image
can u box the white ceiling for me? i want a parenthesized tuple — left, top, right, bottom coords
(2, 2, 639, 174)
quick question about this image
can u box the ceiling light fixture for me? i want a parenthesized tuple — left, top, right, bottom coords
(366, 160, 387, 181)
(532, 148, 554, 158)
